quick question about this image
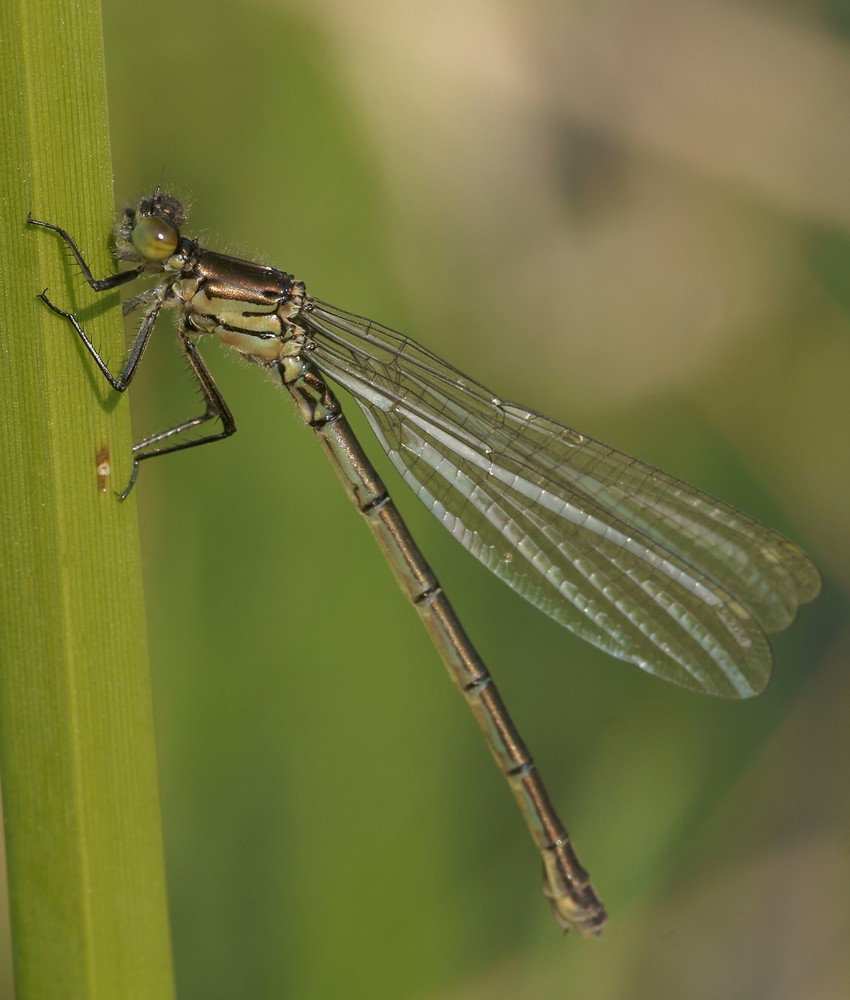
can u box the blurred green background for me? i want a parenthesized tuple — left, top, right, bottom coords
(4, 1, 849, 997)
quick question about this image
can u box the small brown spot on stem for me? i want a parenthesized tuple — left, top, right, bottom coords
(95, 443, 111, 492)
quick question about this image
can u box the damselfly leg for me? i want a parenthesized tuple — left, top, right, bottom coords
(30, 213, 236, 498)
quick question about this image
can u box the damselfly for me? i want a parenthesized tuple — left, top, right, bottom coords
(29, 192, 820, 936)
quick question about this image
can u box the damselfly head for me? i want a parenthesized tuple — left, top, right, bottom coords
(115, 191, 187, 267)
(137, 190, 186, 229)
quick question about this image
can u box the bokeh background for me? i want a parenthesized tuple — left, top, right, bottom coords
(5, 1, 849, 997)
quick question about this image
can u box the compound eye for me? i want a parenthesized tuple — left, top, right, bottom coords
(131, 215, 179, 261)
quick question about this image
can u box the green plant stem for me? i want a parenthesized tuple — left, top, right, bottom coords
(0, 2, 174, 997)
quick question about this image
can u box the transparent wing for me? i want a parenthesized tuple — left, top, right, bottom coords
(301, 300, 821, 698)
